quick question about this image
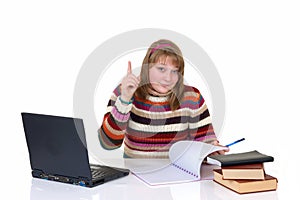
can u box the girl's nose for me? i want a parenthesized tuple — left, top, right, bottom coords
(164, 71, 172, 81)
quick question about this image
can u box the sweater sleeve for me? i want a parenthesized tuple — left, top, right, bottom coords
(187, 87, 218, 143)
(98, 85, 133, 150)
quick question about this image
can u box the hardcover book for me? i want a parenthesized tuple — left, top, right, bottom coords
(213, 169, 277, 194)
(207, 150, 274, 167)
(221, 163, 265, 180)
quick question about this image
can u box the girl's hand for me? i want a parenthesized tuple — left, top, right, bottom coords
(209, 140, 230, 156)
(120, 61, 140, 102)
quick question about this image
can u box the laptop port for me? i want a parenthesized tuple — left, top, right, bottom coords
(78, 181, 86, 187)
(58, 176, 69, 183)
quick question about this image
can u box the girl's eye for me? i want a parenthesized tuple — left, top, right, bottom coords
(171, 70, 179, 74)
(158, 67, 165, 72)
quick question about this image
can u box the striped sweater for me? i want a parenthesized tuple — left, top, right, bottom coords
(98, 84, 217, 158)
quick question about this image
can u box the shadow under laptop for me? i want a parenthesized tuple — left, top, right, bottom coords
(30, 176, 175, 200)
(30, 178, 96, 200)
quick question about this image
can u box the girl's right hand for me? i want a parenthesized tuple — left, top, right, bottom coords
(120, 61, 140, 102)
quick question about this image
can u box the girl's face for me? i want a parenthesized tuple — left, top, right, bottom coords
(149, 56, 179, 94)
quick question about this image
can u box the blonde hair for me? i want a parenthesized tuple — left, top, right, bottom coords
(135, 39, 185, 111)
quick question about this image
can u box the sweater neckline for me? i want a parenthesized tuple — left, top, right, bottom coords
(147, 95, 169, 103)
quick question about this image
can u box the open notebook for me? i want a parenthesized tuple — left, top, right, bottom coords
(128, 141, 227, 186)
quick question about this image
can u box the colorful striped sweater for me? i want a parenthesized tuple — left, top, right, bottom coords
(98, 84, 217, 158)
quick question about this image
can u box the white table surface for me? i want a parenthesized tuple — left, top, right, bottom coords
(29, 173, 279, 200)
(8, 157, 295, 200)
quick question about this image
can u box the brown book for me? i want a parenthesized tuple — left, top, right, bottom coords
(213, 169, 277, 194)
(222, 163, 265, 180)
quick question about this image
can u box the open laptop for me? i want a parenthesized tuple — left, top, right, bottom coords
(21, 112, 130, 187)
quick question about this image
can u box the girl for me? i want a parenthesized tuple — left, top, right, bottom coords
(98, 39, 228, 158)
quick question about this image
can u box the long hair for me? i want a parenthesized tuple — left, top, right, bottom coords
(134, 39, 185, 111)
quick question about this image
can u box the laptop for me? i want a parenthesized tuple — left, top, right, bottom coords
(21, 112, 130, 187)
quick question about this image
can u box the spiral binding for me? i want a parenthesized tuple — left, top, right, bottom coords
(171, 163, 199, 178)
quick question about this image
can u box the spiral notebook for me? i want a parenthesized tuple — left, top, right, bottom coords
(130, 141, 228, 186)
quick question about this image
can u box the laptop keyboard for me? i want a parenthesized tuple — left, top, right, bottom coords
(90, 164, 121, 179)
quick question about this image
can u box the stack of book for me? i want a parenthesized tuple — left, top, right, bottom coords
(207, 150, 278, 194)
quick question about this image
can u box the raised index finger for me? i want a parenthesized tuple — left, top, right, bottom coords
(127, 61, 132, 74)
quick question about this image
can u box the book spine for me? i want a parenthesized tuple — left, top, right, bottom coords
(171, 163, 199, 178)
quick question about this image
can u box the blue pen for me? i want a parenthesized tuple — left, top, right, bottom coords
(225, 138, 245, 147)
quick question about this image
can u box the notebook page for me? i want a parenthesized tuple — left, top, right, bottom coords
(169, 141, 227, 178)
(132, 163, 199, 186)
(126, 159, 199, 185)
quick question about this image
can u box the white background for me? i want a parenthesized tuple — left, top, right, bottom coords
(1, 0, 299, 199)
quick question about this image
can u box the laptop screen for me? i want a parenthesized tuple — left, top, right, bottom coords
(21, 113, 92, 180)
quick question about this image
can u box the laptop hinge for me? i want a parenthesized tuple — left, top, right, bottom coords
(32, 169, 48, 179)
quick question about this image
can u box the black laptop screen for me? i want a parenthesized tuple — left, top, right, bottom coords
(21, 113, 92, 180)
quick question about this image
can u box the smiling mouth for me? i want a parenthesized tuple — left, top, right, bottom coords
(160, 84, 170, 88)
(151, 82, 172, 89)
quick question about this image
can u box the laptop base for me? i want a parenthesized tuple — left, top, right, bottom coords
(32, 164, 130, 187)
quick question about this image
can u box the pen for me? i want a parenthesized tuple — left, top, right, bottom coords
(225, 138, 245, 147)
